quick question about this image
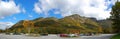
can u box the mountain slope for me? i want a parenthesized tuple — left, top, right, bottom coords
(98, 19, 113, 33)
(60, 14, 101, 32)
(8, 14, 103, 34)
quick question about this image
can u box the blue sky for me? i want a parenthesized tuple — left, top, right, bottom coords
(0, 0, 118, 29)
(0, 0, 62, 23)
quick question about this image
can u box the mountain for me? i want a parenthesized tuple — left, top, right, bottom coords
(8, 14, 103, 34)
(88, 18, 113, 33)
(97, 19, 113, 33)
(59, 14, 101, 32)
(10, 20, 25, 30)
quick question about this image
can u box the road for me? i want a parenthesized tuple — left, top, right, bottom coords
(0, 34, 114, 39)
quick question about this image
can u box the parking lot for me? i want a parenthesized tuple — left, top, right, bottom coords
(0, 34, 114, 39)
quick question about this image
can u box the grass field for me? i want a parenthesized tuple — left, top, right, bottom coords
(111, 34, 120, 39)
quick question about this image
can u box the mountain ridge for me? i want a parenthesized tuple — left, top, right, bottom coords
(8, 14, 112, 34)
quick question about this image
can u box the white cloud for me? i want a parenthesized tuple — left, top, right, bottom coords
(28, 15, 33, 18)
(0, 16, 4, 19)
(34, 0, 117, 20)
(0, 22, 14, 30)
(22, 8, 26, 13)
(54, 11, 60, 14)
(33, 3, 42, 14)
(13, 17, 16, 20)
(0, 0, 21, 19)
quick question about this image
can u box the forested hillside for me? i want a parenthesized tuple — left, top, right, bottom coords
(6, 14, 112, 34)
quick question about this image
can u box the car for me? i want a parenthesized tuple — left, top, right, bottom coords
(59, 34, 68, 37)
(5, 32, 10, 35)
(40, 33, 48, 36)
(68, 34, 79, 37)
(80, 33, 84, 36)
(13, 32, 21, 35)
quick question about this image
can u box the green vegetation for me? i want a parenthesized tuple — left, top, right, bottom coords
(111, 34, 120, 39)
(110, 1, 120, 39)
(0, 30, 5, 33)
(110, 1, 120, 33)
(98, 20, 113, 33)
(4, 14, 112, 34)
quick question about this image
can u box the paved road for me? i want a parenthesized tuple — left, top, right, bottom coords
(0, 34, 114, 39)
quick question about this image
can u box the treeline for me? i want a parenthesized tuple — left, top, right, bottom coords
(0, 30, 5, 33)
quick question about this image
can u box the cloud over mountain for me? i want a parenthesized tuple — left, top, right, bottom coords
(34, 0, 117, 20)
(0, 22, 14, 30)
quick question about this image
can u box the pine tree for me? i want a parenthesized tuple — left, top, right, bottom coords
(110, 1, 120, 33)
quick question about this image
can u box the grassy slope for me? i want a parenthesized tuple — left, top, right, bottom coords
(111, 34, 120, 39)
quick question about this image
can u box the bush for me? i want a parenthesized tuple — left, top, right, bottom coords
(111, 34, 120, 39)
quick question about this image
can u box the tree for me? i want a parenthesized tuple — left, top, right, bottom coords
(23, 20, 34, 34)
(0, 30, 1, 33)
(98, 26, 102, 33)
(110, 1, 120, 33)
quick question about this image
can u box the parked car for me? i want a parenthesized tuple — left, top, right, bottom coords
(40, 33, 48, 36)
(13, 32, 21, 35)
(5, 32, 10, 35)
(59, 34, 68, 37)
(80, 33, 84, 36)
(68, 34, 79, 37)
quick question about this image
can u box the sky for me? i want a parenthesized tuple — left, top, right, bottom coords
(0, 0, 119, 30)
